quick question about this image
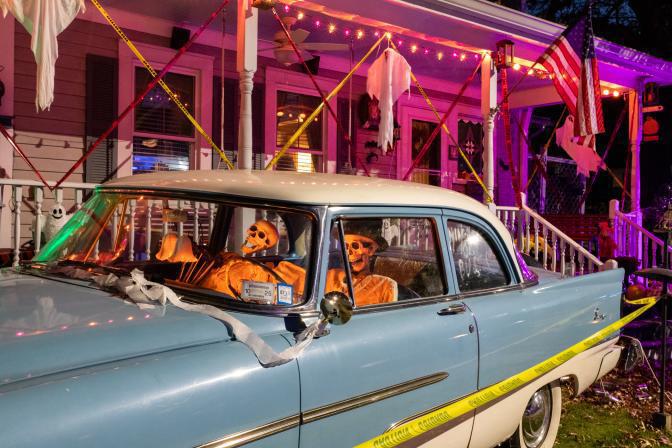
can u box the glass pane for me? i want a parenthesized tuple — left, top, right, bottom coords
(135, 68, 195, 137)
(274, 151, 322, 173)
(276, 91, 322, 150)
(446, 220, 509, 292)
(326, 217, 445, 307)
(35, 192, 315, 307)
(132, 137, 191, 174)
(410, 119, 441, 186)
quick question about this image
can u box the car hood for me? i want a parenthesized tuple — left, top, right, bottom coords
(0, 271, 233, 386)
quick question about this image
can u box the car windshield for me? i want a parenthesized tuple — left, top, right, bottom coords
(33, 191, 315, 306)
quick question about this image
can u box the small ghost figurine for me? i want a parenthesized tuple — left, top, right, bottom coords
(44, 204, 69, 242)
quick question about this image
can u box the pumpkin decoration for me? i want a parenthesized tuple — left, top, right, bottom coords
(625, 283, 647, 301)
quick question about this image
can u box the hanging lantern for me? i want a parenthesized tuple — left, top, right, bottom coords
(495, 39, 514, 69)
(644, 82, 660, 106)
(251, 0, 276, 10)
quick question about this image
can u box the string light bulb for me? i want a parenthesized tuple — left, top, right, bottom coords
(283, 4, 289, 12)
(296, 11, 304, 20)
(602, 88, 610, 95)
(612, 90, 620, 97)
(437, 51, 444, 61)
(328, 23, 336, 34)
(356, 30, 364, 39)
(411, 44, 418, 53)
(459, 53, 466, 61)
(374, 31, 380, 37)
(513, 63, 521, 71)
(344, 29, 351, 37)
(314, 20, 320, 27)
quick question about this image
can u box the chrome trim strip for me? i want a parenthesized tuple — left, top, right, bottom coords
(196, 414, 301, 448)
(386, 392, 471, 432)
(302, 372, 449, 424)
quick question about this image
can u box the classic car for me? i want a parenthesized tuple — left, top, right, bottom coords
(0, 170, 623, 448)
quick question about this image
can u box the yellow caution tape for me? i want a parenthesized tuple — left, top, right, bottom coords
(355, 296, 658, 448)
(265, 34, 387, 170)
(90, 0, 234, 170)
(624, 296, 658, 306)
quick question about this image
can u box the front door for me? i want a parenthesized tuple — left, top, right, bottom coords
(298, 209, 478, 447)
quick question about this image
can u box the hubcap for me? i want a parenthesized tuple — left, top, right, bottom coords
(521, 386, 552, 448)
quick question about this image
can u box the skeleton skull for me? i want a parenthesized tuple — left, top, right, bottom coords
(241, 220, 279, 255)
(344, 234, 379, 273)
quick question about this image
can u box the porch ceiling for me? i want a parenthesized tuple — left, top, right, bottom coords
(98, 0, 672, 90)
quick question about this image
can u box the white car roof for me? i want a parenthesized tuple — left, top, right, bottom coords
(105, 170, 522, 279)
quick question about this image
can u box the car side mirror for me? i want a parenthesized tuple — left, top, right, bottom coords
(320, 291, 353, 326)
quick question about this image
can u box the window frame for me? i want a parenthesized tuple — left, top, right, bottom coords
(264, 67, 338, 173)
(117, 41, 214, 178)
(322, 206, 454, 313)
(442, 209, 521, 296)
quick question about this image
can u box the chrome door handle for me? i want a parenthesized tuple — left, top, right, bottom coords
(437, 303, 467, 316)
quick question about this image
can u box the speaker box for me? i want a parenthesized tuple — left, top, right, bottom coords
(170, 27, 190, 50)
(301, 56, 320, 75)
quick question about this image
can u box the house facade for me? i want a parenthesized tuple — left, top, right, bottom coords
(1, 0, 671, 249)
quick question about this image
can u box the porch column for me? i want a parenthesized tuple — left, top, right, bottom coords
(628, 82, 643, 212)
(481, 53, 497, 203)
(236, 0, 258, 170)
(0, 14, 15, 247)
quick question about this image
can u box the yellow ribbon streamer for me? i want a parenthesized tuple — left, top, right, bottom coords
(265, 34, 387, 170)
(90, 0, 234, 169)
(355, 296, 658, 448)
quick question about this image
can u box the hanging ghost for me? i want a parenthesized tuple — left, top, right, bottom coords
(1, 0, 86, 111)
(42, 203, 69, 242)
(367, 48, 411, 153)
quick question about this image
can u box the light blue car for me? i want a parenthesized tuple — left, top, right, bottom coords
(0, 170, 623, 448)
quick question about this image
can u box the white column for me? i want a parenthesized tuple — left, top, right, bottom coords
(0, 14, 15, 247)
(236, 0, 258, 170)
(628, 82, 643, 213)
(481, 53, 497, 203)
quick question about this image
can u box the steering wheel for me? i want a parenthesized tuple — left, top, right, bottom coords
(227, 256, 288, 301)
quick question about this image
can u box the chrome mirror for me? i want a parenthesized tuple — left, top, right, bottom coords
(320, 291, 353, 326)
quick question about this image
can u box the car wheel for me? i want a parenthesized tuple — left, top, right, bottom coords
(508, 381, 562, 448)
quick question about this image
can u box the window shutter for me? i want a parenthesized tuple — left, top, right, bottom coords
(85, 54, 118, 183)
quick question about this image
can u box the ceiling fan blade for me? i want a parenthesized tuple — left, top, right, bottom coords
(300, 43, 350, 52)
(290, 28, 310, 44)
(274, 47, 314, 66)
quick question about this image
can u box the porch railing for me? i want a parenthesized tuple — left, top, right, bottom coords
(0, 179, 98, 266)
(495, 194, 603, 277)
(609, 199, 672, 270)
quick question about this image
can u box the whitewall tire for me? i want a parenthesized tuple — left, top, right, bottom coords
(508, 381, 562, 448)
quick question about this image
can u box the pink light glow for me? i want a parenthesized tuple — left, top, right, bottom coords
(16, 331, 24, 337)
(60, 325, 68, 330)
(452, 52, 458, 58)
(283, 4, 290, 12)
(344, 29, 351, 36)
(374, 31, 380, 37)
(424, 48, 429, 55)
(397, 40, 403, 46)
(314, 20, 320, 27)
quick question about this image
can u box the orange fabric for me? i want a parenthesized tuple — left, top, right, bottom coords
(200, 254, 276, 298)
(273, 261, 306, 297)
(325, 268, 397, 307)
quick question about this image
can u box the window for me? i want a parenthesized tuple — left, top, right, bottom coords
(274, 90, 323, 172)
(132, 68, 196, 174)
(35, 192, 315, 307)
(446, 220, 509, 292)
(325, 217, 445, 307)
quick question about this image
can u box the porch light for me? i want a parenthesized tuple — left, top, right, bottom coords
(612, 91, 620, 98)
(513, 63, 521, 71)
(602, 88, 610, 96)
(495, 39, 514, 68)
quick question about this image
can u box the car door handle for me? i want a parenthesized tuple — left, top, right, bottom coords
(437, 303, 467, 316)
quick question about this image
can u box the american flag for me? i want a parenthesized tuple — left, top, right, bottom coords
(540, 9, 604, 137)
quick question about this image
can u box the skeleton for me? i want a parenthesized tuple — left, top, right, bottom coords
(200, 220, 306, 301)
(326, 232, 397, 307)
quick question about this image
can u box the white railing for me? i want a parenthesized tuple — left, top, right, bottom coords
(610, 199, 672, 270)
(0, 179, 98, 266)
(495, 193, 603, 277)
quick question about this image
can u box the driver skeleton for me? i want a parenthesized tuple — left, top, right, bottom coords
(200, 220, 305, 302)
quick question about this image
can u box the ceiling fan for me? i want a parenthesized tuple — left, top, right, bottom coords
(266, 16, 349, 66)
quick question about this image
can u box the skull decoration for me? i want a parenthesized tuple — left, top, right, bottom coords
(344, 234, 379, 273)
(241, 220, 279, 255)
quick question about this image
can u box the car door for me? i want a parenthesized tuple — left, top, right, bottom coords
(298, 207, 478, 448)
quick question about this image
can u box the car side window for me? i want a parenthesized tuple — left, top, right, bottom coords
(446, 220, 509, 292)
(325, 217, 445, 307)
